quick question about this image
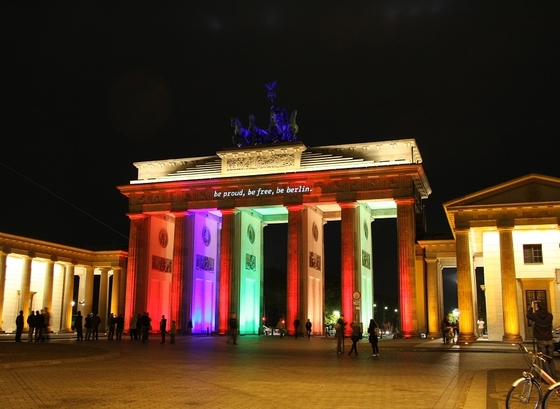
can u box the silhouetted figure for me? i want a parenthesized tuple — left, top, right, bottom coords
(187, 319, 193, 335)
(108, 313, 116, 340)
(84, 313, 92, 340)
(228, 314, 238, 345)
(348, 321, 361, 356)
(27, 311, 36, 342)
(129, 314, 138, 340)
(367, 319, 379, 356)
(293, 318, 301, 339)
(91, 313, 101, 340)
(74, 311, 83, 341)
(35, 310, 44, 342)
(527, 300, 556, 379)
(160, 315, 167, 343)
(336, 314, 346, 354)
(116, 314, 124, 340)
(15, 310, 24, 342)
(43, 307, 51, 341)
(305, 319, 312, 340)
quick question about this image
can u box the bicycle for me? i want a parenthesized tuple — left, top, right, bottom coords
(506, 344, 556, 409)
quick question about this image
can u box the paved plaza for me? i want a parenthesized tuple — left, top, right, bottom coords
(0, 333, 543, 408)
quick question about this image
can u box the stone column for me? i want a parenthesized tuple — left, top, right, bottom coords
(98, 267, 110, 331)
(111, 267, 121, 315)
(60, 263, 75, 332)
(218, 209, 235, 334)
(340, 202, 358, 335)
(42, 259, 55, 314)
(0, 250, 8, 333)
(171, 212, 188, 333)
(499, 226, 522, 342)
(124, 214, 147, 328)
(83, 266, 95, 316)
(286, 205, 305, 336)
(455, 228, 477, 343)
(19, 254, 34, 317)
(425, 257, 442, 338)
(396, 199, 417, 338)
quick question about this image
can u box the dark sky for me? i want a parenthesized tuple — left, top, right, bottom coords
(2, 2, 559, 307)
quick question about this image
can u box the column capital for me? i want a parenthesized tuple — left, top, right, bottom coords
(285, 204, 306, 212)
(338, 202, 358, 210)
(127, 213, 147, 220)
(394, 197, 415, 206)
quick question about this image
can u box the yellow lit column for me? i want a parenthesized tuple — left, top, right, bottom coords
(499, 226, 522, 342)
(0, 250, 8, 333)
(98, 267, 110, 331)
(83, 266, 95, 316)
(456, 228, 477, 343)
(42, 259, 55, 314)
(61, 263, 75, 332)
(426, 257, 442, 338)
(19, 255, 34, 317)
(396, 199, 417, 338)
(110, 267, 121, 315)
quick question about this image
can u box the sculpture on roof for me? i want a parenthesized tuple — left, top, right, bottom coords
(231, 81, 298, 147)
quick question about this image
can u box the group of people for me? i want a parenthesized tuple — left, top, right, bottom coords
(15, 308, 52, 342)
(335, 314, 380, 357)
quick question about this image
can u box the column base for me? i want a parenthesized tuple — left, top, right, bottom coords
(502, 334, 523, 342)
(58, 329, 74, 334)
(457, 332, 478, 343)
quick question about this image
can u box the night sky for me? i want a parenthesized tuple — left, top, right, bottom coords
(2, 2, 559, 310)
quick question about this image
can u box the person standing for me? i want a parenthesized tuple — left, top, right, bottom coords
(107, 313, 116, 340)
(527, 300, 556, 379)
(129, 314, 138, 340)
(15, 310, 24, 342)
(84, 313, 93, 340)
(74, 311, 83, 341)
(27, 310, 36, 342)
(35, 310, 44, 342)
(336, 314, 346, 354)
(229, 314, 238, 345)
(477, 318, 485, 338)
(116, 314, 124, 340)
(91, 312, 101, 340)
(170, 320, 177, 344)
(305, 319, 312, 340)
(293, 318, 301, 339)
(43, 307, 51, 341)
(160, 315, 167, 343)
(348, 321, 361, 356)
(367, 319, 380, 356)
(187, 319, 193, 336)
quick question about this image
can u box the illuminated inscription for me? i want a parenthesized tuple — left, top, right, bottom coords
(152, 255, 172, 272)
(213, 185, 311, 198)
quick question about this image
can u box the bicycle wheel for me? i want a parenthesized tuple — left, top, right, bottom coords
(543, 384, 560, 408)
(506, 378, 541, 409)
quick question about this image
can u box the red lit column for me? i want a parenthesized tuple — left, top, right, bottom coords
(218, 209, 236, 335)
(61, 263, 75, 332)
(171, 212, 188, 333)
(456, 228, 477, 343)
(396, 199, 417, 338)
(0, 250, 8, 332)
(499, 226, 522, 342)
(286, 205, 305, 335)
(124, 214, 147, 327)
(340, 202, 358, 335)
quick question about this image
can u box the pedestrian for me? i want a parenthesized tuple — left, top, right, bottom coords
(348, 321, 361, 356)
(91, 312, 101, 340)
(15, 310, 24, 342)
(336, 314, 346, 354)
(293, 318, 300, 339)
(116, 314, 124, 340)
(228, 314, 238, 345)
(27, 310, 36, 342)
(141, 312, 151, 343)
(129, 314, 138, 340)
(305, 319, 312, 339)
(35, 310, 44, 342)
(84, 313, 92, 340)
(170, 320, 177, 344)
(74, 311, 83, 341)
(136, 313, 142, 339)
(441, 317, 451, 344)
(187, 319, 193, 335)
(367, 318, 380, 356)
(527, 300, 556, 379)
(43, 307, 51, 341)
(277, 317, 286, 338)
(477, 317, 485, 338)
(160, 315, 167, 343)
(108, 313, 116, 340)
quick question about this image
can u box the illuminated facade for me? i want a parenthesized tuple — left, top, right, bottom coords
(119, 139, 431, 337)
(420, 174, 560, 342)
(0, 232, 127, 333)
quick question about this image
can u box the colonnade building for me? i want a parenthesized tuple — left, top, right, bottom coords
(0, 232, 127, 333)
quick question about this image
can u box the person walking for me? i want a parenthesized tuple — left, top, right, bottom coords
(336, 314, 346, 354)
(477, 317, 485, 338)
(74, 311, 84, 341)
(367, 318, 380, 356)
(228, 314, 238, 345)
(27, 310, 36, 342)
(348, 321, 361, 356)
(527, 300, 556, 379)
(160, 315, 167, 343)
(305, 319, 312, 340)
(15, 310, 24, 342)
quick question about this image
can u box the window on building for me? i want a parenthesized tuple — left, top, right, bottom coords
(523, 244, 543, 264)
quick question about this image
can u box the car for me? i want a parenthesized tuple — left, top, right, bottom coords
(263, 325, 282, 336)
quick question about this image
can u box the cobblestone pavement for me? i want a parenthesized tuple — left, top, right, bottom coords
(0, 334, 543, 408)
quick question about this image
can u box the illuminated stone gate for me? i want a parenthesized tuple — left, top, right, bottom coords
(118, 139, 431, 337)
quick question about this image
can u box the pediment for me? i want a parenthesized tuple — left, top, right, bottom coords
(445, 174, 560, 208)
